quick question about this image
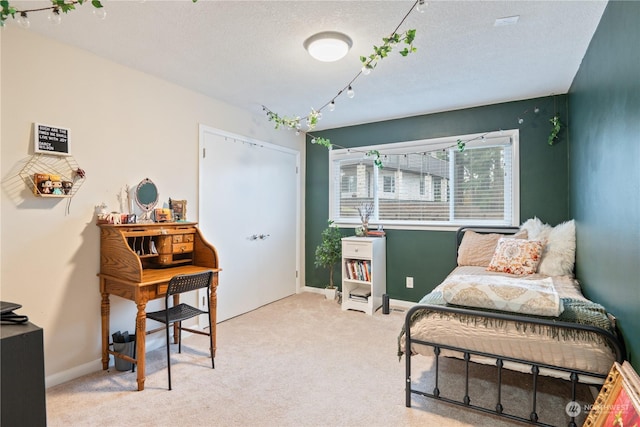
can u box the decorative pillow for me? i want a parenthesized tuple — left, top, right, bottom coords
(537, 220, 576, 276)
(457, 229, 528, 267)
(521, 217, 576, 276)
(512, 229, 528, 239)
(487, 237, 544, 275)
(457, 231, 501, 267)
(521, 217, 552, 241)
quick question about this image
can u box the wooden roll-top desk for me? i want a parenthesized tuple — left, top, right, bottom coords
(98, 222, 220, 391)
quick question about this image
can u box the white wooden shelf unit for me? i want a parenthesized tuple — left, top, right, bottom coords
(341, 236, 386, 315)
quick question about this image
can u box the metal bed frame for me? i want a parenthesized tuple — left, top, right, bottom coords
(403, 226, 626, 427)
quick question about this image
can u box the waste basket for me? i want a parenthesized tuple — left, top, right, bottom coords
(113, 333, 135, 371)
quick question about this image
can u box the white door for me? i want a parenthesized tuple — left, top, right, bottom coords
(199, 126, 299, 322)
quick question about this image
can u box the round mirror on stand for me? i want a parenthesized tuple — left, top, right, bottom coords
(135, 178, 159, 222)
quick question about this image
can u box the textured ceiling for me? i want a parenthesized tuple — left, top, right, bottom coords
(9, 0, 607, 130)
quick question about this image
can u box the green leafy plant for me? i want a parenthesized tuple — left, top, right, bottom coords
(366, 150, 384, 168)
(314, 220, 343, 289)
(311, 137, 332, 149)
(1, 1, 17, 24)
(1, 0, 107, 26)
(548, 115, 562, 145)
(360, 29, 417, 72)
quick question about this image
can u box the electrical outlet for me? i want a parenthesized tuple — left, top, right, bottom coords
(406, 277, 414, 288)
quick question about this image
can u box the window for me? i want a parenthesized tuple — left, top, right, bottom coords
(383, 176, 395, 193)
(329, 130, 519, 229)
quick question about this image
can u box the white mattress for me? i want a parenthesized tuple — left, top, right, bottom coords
(401, 266, 619, 384)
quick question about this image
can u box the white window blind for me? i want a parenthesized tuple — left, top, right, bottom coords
(329, 130, 519, 228)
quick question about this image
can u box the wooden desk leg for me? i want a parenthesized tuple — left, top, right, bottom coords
(100, 290, 110, 370)
(135, 301, 147, 391)
(209, 277, 218, 358)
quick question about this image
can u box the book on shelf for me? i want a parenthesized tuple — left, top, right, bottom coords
(349, 285, 371, 300)
(345, 260, 371, 281)
(366, 230, 386, 237)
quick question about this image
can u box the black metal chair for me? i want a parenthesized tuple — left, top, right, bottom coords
(146, 270, 215, 390)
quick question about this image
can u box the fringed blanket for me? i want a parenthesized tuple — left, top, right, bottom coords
(440, 274, 563, 317)
(398, 287, 616, 358)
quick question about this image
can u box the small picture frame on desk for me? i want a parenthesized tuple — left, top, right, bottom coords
(169, 199, 187, 221)
(154, 208, 173, 223)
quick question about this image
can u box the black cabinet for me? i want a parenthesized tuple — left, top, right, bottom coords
(1, 322, 47, 426)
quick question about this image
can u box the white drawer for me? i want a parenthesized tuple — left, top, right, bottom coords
(342, 240, 372, 258)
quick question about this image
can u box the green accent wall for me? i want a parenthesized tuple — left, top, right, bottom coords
(568, 0, 640, 366)
(306, 95, 571, 302)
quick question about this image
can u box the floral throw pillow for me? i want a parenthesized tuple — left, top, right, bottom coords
(487, 238, 544, 275)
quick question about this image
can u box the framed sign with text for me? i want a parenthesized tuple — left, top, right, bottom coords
(33, 122, 71, 156)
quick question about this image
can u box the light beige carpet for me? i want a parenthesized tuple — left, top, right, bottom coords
(46, 292, 592, 426)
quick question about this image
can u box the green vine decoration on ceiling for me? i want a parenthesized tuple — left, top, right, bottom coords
(264, 26, 419, 135)
(263, 0, 423, 151)
(2, 0, 102, 25)
(360, 29, 417, 72)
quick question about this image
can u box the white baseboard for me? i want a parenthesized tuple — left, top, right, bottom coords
(45, 334, 169, 388)
(300, 285, 325, 295)
(300, 287, 415, 310)
(388, 298, 415, 311)
(45, 358, 103, 389)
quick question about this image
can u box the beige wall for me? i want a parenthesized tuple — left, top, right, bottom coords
(1, 28, 305, 386)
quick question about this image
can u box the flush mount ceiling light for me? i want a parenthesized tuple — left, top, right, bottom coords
(303, 31, 353, 62)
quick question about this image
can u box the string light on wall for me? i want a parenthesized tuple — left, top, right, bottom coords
(48, 8, 62, 25)
(347, 86, 355, 98)
(16, 11, 29, 28)
(416, 0, 427, 14)
(517, 106, 540, 125)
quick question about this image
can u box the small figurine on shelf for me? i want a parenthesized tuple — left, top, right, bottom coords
(154, 208, 172, 222)
(39, 180, 53, 194)
(95, 202, 109, 224)
(51, 180, 63, 195)
(62, 181, 73, 195)
(107, 212, 122, 225)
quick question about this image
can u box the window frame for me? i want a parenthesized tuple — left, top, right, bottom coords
(328, 130, 520, 231)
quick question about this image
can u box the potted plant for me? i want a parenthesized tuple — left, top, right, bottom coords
(314, 220, 343, 300)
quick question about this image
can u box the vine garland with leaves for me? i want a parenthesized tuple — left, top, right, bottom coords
(263, 26, 419, 134)
(548, 115, 562, 145)
(2, 0, 562, 165)
(2, 0, 100, 25)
